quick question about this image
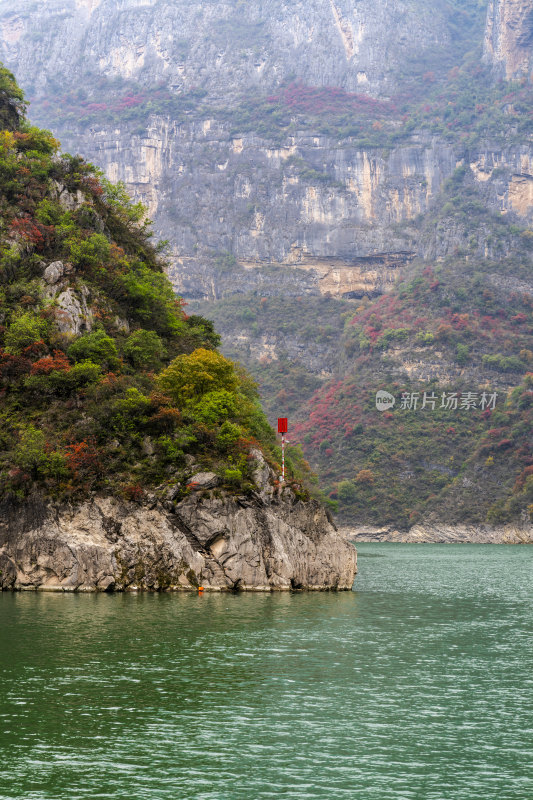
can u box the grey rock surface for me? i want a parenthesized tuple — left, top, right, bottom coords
(54, 285, 93, 335)
(187, 472, 221, 490)
(43, 260, 64, 285)
(342, 522, 533, 544)
(0, 0, 455, 99)
(0, 491, 357, 592)
(484, 0, 533, 79)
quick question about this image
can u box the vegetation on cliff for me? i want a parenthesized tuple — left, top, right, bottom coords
(0, 66, 312, 504)
(198, 167, 533, 527)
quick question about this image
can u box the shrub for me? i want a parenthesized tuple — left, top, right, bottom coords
(110, 387, 151, 432)
(14, 425, 48, 475)
(355, 469, 375, 484)
(67, 232, 111, 269)
(455, 343, 469, 365)
(216, 420, 242, 450)
(224, 467, 243, 486)
(68, 360, 102, 389)
(124, 484, 144, 502)
(68, 329, 119, 369)
(193, 389, 239, 425)
(338, 480, 357, 502)
(65, 439, 101, 481)
(30, 350, 70, 375)
(4, 313, 47, 354)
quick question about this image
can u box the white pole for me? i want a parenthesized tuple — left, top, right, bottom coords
(281, 433, 285, 483)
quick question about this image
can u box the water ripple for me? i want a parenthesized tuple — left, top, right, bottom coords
(0, 544, 532, 799)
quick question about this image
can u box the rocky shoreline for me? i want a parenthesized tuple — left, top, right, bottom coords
(339, 522, 533, 544)
(0, 480, 357, 593)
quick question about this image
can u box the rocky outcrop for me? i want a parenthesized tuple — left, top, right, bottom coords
(343, 522, 533, 544)
(484, 0, 533, 79)
(0, 487, 357, 592)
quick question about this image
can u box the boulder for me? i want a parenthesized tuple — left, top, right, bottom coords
(43, 260, 64, 285)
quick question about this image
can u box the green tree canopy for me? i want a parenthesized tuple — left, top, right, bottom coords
(156, 348, 239, 406)
(67, 329, 119, 369)
(4, 313, 48, 354)
(124, 329, 166, 368)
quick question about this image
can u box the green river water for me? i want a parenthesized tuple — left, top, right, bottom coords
(0, 544, 532, 799)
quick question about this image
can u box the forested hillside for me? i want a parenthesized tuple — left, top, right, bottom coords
(0, 66, 313, 507)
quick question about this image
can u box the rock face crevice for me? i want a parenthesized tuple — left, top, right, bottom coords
(0, 490, 357, 592)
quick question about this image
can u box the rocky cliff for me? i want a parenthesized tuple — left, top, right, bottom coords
(0, 464, 357, 592)
(0, 0, 464, 99)
(344, 522, 533, 543)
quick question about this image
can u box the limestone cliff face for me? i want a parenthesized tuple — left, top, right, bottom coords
(2, 0, 533, 304)
(0, 0, 452, 98)
(49, 122, 533, 302)
(0, 487, 357, 592)
(484, 0, 533, 78)
(346, 521, 533, 543)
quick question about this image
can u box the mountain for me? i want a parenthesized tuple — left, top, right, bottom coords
(2, 0, 532, 539)
(0, 66, 356, 590)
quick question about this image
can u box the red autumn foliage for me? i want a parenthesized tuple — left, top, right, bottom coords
(124, 484, 144, 502)
(514, 465, 533, 492)
(271, 82, 395, 118)
(65, 440, 101, 479)
(9, 218, 45, 249)
(30, 350, 71, 375)
(497, 438, 513, 449)
(148, 406, 182, 432)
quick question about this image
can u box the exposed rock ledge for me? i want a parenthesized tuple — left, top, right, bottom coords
(340, 523, 533, 544)
(0, 489, 357, 592)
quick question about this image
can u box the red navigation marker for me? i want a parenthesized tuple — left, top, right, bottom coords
(277, 418, 288, 482)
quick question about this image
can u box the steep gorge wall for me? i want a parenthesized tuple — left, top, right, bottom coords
(0, 0, 453, 98)
(53, 121, 533, 301)
(484, 0, 533, 79)
(0, 0, 517, 302)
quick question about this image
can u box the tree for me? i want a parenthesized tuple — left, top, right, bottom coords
(338, 480, 357, 502)
(156, 348, 238, 406)
(455, 343, 469, 365)
(4, 313, 47, 354)
(68, 329, 119, 369)
(124, 329, 166, 368)
(14, 426, 48, 476)
(193, 389, 238, 424)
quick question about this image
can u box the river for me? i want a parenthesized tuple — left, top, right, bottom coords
(1, 544, 531, 799)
